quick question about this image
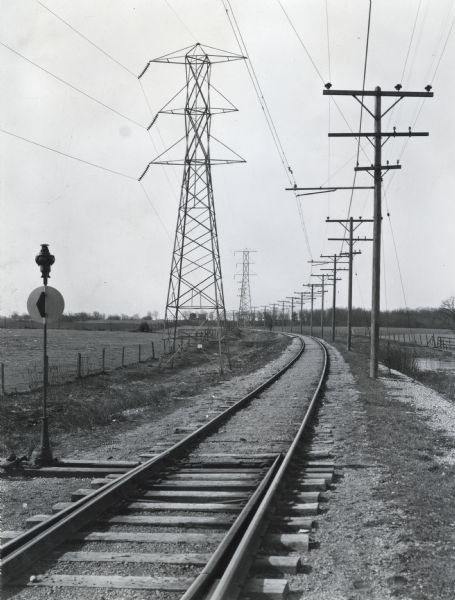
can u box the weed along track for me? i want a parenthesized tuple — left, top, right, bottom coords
(1, 335, 335, 599)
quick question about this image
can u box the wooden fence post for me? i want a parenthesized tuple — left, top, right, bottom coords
(1, 363, 4, 396)
(152, 341, 155, 359)
(139, 344, 142, 363)
(77, 353, 82, 378)
(121, 347, 125, 367)
(102, 348, 106, 373)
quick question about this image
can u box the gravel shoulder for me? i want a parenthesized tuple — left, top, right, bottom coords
(297, 341, 455, 600)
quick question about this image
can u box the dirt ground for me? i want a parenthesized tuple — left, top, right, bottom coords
(297, 340, 455, 599)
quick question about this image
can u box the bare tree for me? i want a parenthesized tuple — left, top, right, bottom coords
(440, 296, 455, 331)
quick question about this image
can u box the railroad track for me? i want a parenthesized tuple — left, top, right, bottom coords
(1, 335, 330, 599)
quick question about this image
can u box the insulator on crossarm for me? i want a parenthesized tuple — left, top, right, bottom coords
(147, 114, 159, 131)
(138, 62, 151, 79)
(138, 163, 151, 181)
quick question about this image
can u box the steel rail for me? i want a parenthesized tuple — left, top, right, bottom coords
(180, 454, 283, 600)
(1, 335, 305, 583)
(208, 337, 328, 599)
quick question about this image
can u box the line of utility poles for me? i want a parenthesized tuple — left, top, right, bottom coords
(319, 254, 349, 341)
(326, 217, 372, 349)
(286, 84, 432, 378)
(323, 84, 433, 377)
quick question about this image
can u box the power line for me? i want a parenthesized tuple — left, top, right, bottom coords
(324, 0, 332, 252)
(35, 0, 137, 77)
(337, 0, 372, 256)
(385, 0, 424, 132)
(0, 40, 145, 128)
(400, 0, 423, 82)
(424, 1, 454, 82)
(277, 0, 370, 163)
(221, 0, 313, 258)
(164, 0, 197, 41)
(324, 0, 331, 82)
(224, 1, 295, 184)
(431, 13, 455, 82)
(139, 182, 173, 241)
(0, 127, 137, 180)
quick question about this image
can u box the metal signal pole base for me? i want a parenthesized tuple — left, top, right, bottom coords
(31, 417, 54, 466)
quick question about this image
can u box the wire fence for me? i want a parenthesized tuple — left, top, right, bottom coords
(1, 341, 157, 396)
(1, 327, 222, 396)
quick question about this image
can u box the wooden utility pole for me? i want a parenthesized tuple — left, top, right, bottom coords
(286, 296, 299, 332)
(327, 217, 372, 349)
(310, 274, 330, 338)
(294, 291, 310, 335)
(323, 85, 433, 377)
(320, 254, 348, 341)
(303, 283, 323, 336)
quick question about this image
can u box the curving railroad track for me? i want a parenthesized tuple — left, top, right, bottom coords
(1, 334, 330, 599)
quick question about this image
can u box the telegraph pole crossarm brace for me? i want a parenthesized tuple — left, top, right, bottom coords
(324, 85, 433, 377)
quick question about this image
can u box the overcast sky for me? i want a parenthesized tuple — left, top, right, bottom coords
(1, 0, 454, 317)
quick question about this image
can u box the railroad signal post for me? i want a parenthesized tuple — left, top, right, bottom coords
(27, 244, 64, 466)
(323, 85, 433, 377)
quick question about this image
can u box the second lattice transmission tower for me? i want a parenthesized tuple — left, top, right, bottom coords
(235, 249, 255, 327)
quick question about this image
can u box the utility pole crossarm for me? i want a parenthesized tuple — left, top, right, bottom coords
(326, 218, 374, 223)
(355, 165, 401, 171)
(328, 132, 428, 137)
(323, 89, 433, 98)
(328, 237, 373, 241)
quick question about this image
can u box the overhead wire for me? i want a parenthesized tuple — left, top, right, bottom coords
(380, 4, 453, 319)
(139, 182, 173, 241)
(164, 0, 198, 41)
(0, 127, 137, 180)
(385, 5, 454, 195)
(334, 0, 372, 263)
(346, 0, 372, 220)
(400, 0, 423, 83)
(322, 0, 332, 255)
(430, 12, 455, 82)
(277, 0, 370, 164)
(384, 2, 423, 136)
(221, 0, 313, 259)
(0, 40, 145, 129)
(35, 0, 138, 77)
(423, 0, 454, 82)
(33, 0, 186, 234)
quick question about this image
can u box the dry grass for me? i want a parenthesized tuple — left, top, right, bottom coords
(0, 330, 291, 457)
(380, 342, 419, 377)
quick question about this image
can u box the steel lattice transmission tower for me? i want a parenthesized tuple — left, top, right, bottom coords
(139, 44, 245, 351)
(235, 249, 255, 327)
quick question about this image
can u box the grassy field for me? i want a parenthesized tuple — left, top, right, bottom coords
(0, 329, 165, 393)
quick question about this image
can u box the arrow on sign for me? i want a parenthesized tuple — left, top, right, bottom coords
(36, 292, 46, 318)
